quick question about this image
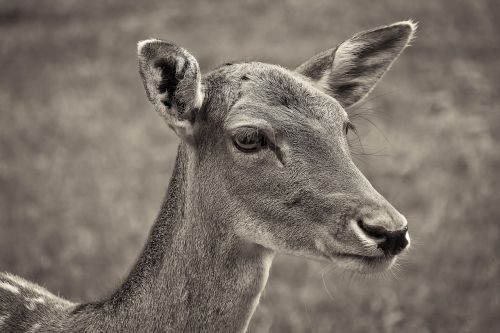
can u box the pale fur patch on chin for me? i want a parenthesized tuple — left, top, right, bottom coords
(338, 256, 396, 274)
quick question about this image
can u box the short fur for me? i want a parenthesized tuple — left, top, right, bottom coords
(0, 21, 416, 333)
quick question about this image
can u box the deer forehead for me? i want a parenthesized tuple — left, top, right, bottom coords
(212, 62, 348, 133)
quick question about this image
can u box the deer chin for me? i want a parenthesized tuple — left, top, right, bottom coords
(313, 240, 396, 274)
(332, 253, 397, 274)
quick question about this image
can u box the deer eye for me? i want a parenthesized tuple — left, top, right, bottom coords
(232, 128, 267, 153)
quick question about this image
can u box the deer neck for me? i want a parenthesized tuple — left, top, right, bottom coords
(76, 143, 274, 332)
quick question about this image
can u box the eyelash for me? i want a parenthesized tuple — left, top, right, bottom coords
(232, 128, 268, 153)
(345, 122, 356, 136)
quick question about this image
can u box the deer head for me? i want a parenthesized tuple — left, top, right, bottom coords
(137, 21, 416, 274)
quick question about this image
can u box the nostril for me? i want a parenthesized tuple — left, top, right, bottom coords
(379, 229, 409, 256)
(357, 219, 387, 240)
(356, 220, 409, 255)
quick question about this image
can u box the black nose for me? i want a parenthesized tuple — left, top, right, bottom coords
(357, 220, 409, 256)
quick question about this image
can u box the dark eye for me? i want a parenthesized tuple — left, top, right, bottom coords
(233, 129, 267, 153)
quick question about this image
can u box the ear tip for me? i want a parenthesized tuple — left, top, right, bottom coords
(137, 38, 162, 55)
(391, 20, 418, 35)
(388, 20, 418, 44)
(394, 19, 418, 31)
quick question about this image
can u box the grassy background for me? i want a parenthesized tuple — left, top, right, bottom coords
(1, 0, 499, 332)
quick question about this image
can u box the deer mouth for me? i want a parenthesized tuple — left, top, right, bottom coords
(332, 253, 396, 273)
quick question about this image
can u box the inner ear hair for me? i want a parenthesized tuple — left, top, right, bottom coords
(137, 39, 203, 126)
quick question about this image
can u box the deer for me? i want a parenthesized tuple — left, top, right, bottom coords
(0, 21, 416, 332)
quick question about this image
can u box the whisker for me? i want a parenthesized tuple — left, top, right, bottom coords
(348, 90, 397, 111)
(302, 300, 317, 333)
(321, 264, 337, 302)
(354, 114, 394, 149)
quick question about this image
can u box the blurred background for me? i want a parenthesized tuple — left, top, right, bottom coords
(0, 0, 499, 332)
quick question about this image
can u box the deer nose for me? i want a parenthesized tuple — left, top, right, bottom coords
(357, 220, 409, 255)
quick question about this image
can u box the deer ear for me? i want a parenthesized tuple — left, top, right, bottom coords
(296, 21, 416, 108)
(138, 40, 203, 140)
